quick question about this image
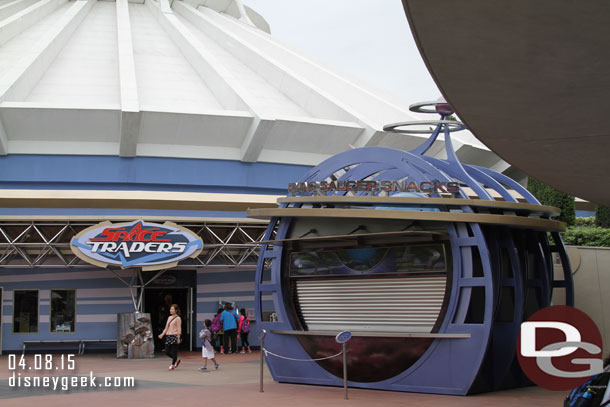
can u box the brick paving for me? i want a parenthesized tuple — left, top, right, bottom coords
(0, 351, 565, 406)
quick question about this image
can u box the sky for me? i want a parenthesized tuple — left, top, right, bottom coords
(246, 0, 441, 105)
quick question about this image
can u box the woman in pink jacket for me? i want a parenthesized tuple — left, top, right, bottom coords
(158, 304, 182, 370)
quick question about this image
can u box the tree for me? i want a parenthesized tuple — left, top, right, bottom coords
(596, 205, 610, 228)
(527, 177, 575, 226)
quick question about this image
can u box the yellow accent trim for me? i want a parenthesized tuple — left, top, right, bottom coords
(278, 196, 560, 216)
(0, 215, 268, 223)
(247, 208, 565, 232)
(0, 189, 280, 212)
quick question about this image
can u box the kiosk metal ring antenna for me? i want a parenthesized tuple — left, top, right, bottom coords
(383, 98, 493, 200)
(383, 98, 466, 156)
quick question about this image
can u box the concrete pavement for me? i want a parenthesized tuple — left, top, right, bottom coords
(0, 351, 565, 406)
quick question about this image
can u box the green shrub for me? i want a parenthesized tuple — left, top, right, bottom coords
(575, 217, 596, 227)
(527, 177, 575, 226)
(562, 226, 610, 247)
(596, 205, 610, 228)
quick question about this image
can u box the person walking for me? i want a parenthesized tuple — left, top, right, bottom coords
(198, 319, 219, 372)
(158, 304, 182, 370)
(220, 302, 239, 354)
(238, 308, 251, 353)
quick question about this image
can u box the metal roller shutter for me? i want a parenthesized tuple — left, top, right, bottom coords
(295, 276, 447, 333)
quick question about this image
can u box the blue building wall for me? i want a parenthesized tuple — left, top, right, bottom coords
(196, 268, 267, 348)
(0, 155, 303, 351)
(0, 267, 262, 352)
(0, 155, 312, 195)
(0, 268, 134, 351)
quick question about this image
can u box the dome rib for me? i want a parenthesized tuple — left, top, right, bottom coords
(116, 0, 140, 157)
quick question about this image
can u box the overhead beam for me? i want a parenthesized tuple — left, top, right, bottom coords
(0, 0, 65, 46)
(0, 119, 7, 155)
(488, 159, 511, 174)
(232, 0, 255, 26)
(0, 0, 38, 22)
(116, 0, 140, 156)
(239, 117, 275, 162)
(146, 0, 275, 162)
(0, 0, 96, 102)
(175, 2, 371, 159)
(450, 140, 471, 164)
(159, 0, 172, 14)
(182, 3, 417, 149)
(0, 0, 95, 156)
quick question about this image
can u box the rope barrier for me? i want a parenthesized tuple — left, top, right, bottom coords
(263, 348, 343, 362)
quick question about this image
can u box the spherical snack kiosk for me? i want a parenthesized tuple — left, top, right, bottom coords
(248, 101, 574, 395)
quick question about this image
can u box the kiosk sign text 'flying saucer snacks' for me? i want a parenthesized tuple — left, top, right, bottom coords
(70, 220, 203, 271)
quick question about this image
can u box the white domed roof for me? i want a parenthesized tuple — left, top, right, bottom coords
(0, 0, 511, 174)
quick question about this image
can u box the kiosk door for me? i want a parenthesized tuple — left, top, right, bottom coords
(187, 287, 193, 352)
(0, 287, 2, 354)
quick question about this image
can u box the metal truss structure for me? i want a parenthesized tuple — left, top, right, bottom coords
(0, 220, 272, 269)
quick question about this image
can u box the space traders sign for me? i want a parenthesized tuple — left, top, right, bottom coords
(70, 220, 203, 271)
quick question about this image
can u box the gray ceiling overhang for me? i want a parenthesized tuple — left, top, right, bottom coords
(402, 0, 610, 206)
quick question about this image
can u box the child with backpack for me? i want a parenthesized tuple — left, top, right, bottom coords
(238, 308, 251, 354)
(198, 319, 219, 372)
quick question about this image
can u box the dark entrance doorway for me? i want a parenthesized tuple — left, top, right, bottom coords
(0, 287, 3, 354)
(144, 287, 193, 352)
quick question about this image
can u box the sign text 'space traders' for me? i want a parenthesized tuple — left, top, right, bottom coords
(70, 220, 203, 270)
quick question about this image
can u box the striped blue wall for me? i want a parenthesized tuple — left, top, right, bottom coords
(0, 266, 265, 352)
(196, 268, 269, 348)
(0, 268, 134, 352)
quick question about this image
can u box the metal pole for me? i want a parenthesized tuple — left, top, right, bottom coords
(137, 268, 144, 312)
(343, 342, 348, 400)
(259, 335, 265, 393)
(335, 331, 351, 401)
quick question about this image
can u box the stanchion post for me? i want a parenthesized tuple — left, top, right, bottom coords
(342, 342, 348, 400)
(259, 329, 267, 393)
(335, 331, 352, 401)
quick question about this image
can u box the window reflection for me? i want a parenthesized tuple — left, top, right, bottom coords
(50, 290, 76, 333)
(290, 244, 447, 277)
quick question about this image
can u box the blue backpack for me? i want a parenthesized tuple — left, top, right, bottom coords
(564, 372, 610, 407)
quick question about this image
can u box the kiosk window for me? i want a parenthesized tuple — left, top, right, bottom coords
(290, 244, 447, 277)
(50, 290, 76, 333)
(13, 290, 38, 333)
